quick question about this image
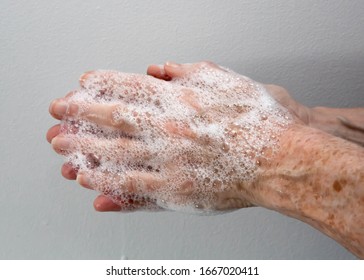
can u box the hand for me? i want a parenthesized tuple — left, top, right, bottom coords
(263, 84, 312, 125)
(47, 61, 297, 213)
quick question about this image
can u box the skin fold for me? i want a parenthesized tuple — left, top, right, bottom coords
(47, 61, 364, 258)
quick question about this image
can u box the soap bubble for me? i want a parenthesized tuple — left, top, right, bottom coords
(60, 65, 292, 213)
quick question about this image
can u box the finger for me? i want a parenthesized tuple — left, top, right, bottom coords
(93, 194, 162, 212)
(50, 99, 138, 134)
(49, 98, 79, 121)
(51, 135, 72, 155)
(79, 103, 137, 133)
(79, 70, 96, 87)
(164, 61, 224, 80)
(49, 91, 78, 120)
(46, 124, 61, 143)
(163, 61, 191, 78)
(79, 70, 122, 90)
(179, 88, 202, 113)
(51, 135, 151, 165)
(77, 170, 165, 196)
(49, 98, 68, 120)
(65, 90, 77, 99)
(164, 120, 197, 140)
(93, 195, 122, 212)
(61, 162, 77, 180)
(146, 64, 171, 81)
(78, 70, 166, 101)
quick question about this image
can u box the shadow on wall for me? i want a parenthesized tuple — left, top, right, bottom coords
(230, 52, 364, 108)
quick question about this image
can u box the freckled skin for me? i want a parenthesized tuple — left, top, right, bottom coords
(333, 181, 342, 192)
(250, 125, 364, 258)
(48, 61, 364, 258)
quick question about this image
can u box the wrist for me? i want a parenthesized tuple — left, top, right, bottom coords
(250, 124, 364, 257)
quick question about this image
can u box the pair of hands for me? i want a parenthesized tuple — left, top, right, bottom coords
(47, 61, 310, 212)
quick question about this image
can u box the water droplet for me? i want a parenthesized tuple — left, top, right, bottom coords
(221, 142, 230, 152)
(230, 130, 237, 137)
(212, 180, 222, 188)
(154, 99, 161, 107)
(203, 177, 211, 184)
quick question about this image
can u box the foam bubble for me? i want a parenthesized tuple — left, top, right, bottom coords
(60, 65, 292, 213)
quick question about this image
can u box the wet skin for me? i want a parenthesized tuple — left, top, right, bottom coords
(47, 61, 364, 257)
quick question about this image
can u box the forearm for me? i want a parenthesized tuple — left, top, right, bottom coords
(309, 107, 364, 147)
(251, 124, 364, 258)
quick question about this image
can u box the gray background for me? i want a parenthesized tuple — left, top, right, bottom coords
(1, 0, 363, 259)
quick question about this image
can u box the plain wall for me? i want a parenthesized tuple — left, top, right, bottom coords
(1, 0, 363, 259)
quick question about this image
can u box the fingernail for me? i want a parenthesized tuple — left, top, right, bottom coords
(51, 100, 68, 116)
(77, 173, 92, 189)
(79, 70, 94, 85)
(52, 136, 71, 150)
(66, 103, 79, 116)
(166, 61, 180, 68)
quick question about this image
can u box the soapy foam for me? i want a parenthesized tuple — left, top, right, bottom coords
(61, 65, 292, 213)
